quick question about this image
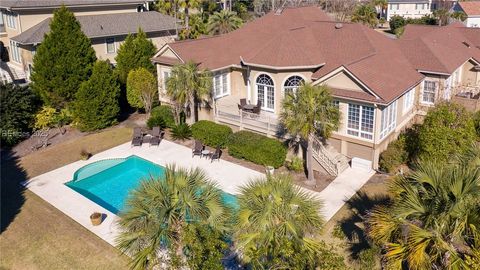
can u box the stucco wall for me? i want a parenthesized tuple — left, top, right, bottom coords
(387, 2, 432, 21)
(465, 17, 480, 28)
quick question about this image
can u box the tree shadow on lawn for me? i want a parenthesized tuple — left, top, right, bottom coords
(338, 191, 391, 260)
(1, 149, 27, 233)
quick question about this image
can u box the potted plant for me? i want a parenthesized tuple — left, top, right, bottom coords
(90, 212, 103, 226)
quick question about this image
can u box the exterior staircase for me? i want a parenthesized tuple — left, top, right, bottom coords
(0, 61, 26, 84)
(311, 136, 350, 177)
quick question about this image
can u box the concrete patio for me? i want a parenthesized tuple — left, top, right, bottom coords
(25, 138, 374, 246)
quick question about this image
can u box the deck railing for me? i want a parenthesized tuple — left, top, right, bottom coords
(216, 109, 280, 137)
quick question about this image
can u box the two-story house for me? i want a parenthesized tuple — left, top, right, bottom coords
(386, 0, 434, 21)
(0, 0, 178, 83)
(152, 7, 431, 174)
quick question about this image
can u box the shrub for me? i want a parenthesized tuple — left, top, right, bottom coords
(147, 115, 166, 130)
(228, 131, 287, 168)
(286, 156, 304, 172)
(379, 135, 408, 173)
(171, 123, 192, 140)
(389, 15, 405, 33)
(473, 110, 480, 139)
(191, 120, 232, 148)
(418, 102, 476, 162)
(34, 106, 59, 130)
(126, 67, 157, 114)
(148, 105, 175, 129)
(0, 83, 40, 146)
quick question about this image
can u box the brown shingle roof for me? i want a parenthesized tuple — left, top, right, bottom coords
(458, 1, 480, 16)
(399, 23, 480, 74)
(0, 0, 152, 9)
(154, 6, 424, 104)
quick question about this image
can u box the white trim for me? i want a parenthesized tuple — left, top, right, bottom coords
(281, 73, 306, 96)
(402, 87, 415, 115)
(213, 71, 231, 99)
(420, 80, 437, 105)
(346, 102, 375, 142)
(313, 66, 381, 100)
(240, 56, 325, 71)
(254, 72, 275, 112)
(153, 44, 184, 63)
(417, 69, 451, 76)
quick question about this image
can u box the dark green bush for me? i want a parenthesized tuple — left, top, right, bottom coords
(149, 105, 175, 128)
(171, 123, 192, 140)
(191, 120, 232, 148)
(147, 115, 166, 130)
(389, 15, 405, 33)
(228, 131, 287, 168)
(379, 135, 408, 173)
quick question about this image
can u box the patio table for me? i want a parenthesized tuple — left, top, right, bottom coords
(242, 104, 255, 112)
(201, 149, 210, 158)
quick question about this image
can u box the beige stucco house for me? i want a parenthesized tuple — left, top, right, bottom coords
(0, 0, 178, 83)
(152, 7, 480, 174)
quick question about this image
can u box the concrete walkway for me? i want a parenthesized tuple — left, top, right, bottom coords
(25, 139, 374, 246)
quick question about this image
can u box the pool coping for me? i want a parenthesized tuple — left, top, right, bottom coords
(25, 140, 265, 246)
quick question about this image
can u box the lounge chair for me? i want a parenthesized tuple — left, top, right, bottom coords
(192, 140, 204, 158)
(150, 127, 163, 146)
(210, 146, 222, 162)
(131, 127, 143, 147)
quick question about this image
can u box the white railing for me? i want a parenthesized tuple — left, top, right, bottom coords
(216, 109, 280, 137)
(311, 136, 338, 177)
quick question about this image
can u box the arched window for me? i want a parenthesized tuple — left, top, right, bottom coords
(256, 74, 275, 111)
(283, 76, 304, 96)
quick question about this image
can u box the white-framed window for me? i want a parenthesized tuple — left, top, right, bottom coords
(256, 74, 275, 111)
(403, 88, 415, 113)
(347, 103, 375, 140)
(415, 3, 426, 10)
(422, 80, 437, 104)
(5, 12, 17, 29)
(9, 40, 21, 63)
(106, 37, 116, 54)
(213, 72, 229, 98)
(283, 75, 304, 96)
(162, 70, 171, 91)
(331, 100, 340, 108)
(390, 4, 399, 10)
(380, 101, 397, 139)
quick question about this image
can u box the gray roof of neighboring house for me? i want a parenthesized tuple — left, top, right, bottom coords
(11, 11, 177, 45)
(1, 0, 152, 9)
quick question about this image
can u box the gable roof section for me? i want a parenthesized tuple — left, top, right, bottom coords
(11, 11, 177, 44)
(399, 23, 480, 74)
(458, 1, 480, 16)
(0, 0, 152, 9)
(153, 6, 424, 104)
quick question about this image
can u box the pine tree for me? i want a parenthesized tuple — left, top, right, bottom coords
(31, 5, 96, 109)
(74, 61, 120, 131)
(114, 28, 157, 84)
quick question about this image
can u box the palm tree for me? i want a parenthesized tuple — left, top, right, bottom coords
(234, 174, 324, 269)
(116, 164, 230, 269)
(207, 10, 243, 35)
(373, 0, 387, 19)
(179, 0, 202, 31)
(166, 61, 212, 123)
(351, 4, 378, 28)
(280, 83, 340, 186)
(368, 158, 480, 269)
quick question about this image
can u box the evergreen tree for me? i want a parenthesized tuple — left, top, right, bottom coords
(74, 61, 120, 131)
(31, 5, 96, 108)
(114, 29, 157, 84)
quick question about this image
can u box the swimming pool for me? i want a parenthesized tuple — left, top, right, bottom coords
(66, 155, 238, 214)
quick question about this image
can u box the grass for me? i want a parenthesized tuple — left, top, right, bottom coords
(1, 127, 132, 270)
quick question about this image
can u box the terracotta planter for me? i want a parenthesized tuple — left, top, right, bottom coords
(90, 212, 103, 226)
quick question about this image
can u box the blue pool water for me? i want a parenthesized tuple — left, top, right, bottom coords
(66, 155, 237, 214)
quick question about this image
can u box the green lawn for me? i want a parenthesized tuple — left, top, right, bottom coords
(1, 127, 132, 270)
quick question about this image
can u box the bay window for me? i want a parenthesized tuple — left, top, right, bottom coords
(403, 88, 414, 113)
(347, 103, 374, 140)
(380, 101, 397, 139)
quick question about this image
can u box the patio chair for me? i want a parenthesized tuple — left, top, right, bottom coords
(131, 127, 143, 147)
(252, 101, 261, 114)
(149, 127, 163, 146)
(240, 98, 247, 107)
(210, 146, 222, 163)
(192, 140, 204, 158)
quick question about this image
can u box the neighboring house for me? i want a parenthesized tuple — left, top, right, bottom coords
(398, 23, 480, 111)
(0, 0, 177, 83)
(152, 6, 429, 173)
(386, 0, 435, 21)
(452, 0, 480, 27)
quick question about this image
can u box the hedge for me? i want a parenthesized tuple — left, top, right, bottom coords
(379, 135, 408, 173)
(191, 120, 232, 148)
(228, 131, 287, 168)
